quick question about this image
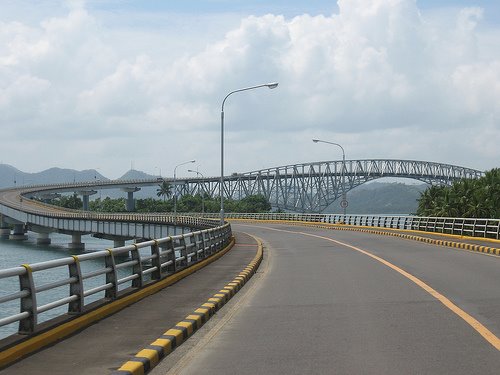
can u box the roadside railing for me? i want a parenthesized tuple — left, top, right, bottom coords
(0, 223, 232, 338)
(190, 213, 500, 240)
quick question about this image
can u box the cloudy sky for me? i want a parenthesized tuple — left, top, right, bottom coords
(1, 0, 499, 179)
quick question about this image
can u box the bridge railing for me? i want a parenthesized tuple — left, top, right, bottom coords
(191, 213, 500, 240)
(0, 223, 231, 339)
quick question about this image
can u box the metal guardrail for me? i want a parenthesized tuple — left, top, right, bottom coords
(0, 223, 232, 337)
(0, 186, 218, 231)
(1, 208, 497, 339)
(191, 213, 500, 240)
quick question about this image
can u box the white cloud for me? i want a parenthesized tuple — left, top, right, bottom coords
(0, 0, 498, 178)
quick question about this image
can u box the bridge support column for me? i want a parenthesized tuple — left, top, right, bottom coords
(36, 232, 51, 245)
(0, 215, 10, 239)
(10, 224, 27, 240)
(76, 190, 97, 211)
(122, 187, 141, 212)
(82, 195, 90, 211)
(68, 233, 85, 251)
(0, 228, 10, 238)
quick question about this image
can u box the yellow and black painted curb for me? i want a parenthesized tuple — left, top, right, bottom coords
(0, 238, 237, 369)
(111, 238, 264, 375)
(229, 218, 500, 257)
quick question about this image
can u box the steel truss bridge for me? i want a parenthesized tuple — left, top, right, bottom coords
(11, 159, 483, 214)
(178, 159, 484, 213)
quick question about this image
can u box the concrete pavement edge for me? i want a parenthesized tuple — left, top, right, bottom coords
(111, 237, 264, 375)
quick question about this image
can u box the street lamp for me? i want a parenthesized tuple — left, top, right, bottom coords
(188, 169, 205, 214)
(220, 82, 279, 225)
(173, 160, 195, 218)
(312, 139, 348, 215)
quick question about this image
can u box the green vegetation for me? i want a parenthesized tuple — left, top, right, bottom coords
(417, 168, 500, 218)
(156, 181, 172, 201)
(49, 193, 271, 214)
(49, 193, 83, 210)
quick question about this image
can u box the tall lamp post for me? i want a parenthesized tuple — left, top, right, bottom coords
(312, 139, 348, 215)
(188, 169, 205, 214)
(220, 82, 278, 225)
(173, 160, 195, 218)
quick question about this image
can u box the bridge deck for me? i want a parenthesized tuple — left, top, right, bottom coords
(1, 233, 258, 375)
(151, 222, 500, 375)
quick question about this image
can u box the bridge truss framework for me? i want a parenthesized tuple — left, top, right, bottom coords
(178, 159, 484, 213)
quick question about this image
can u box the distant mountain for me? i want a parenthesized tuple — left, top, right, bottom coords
(327, 181, 428, 215)
(0, 164, 106, 188)
(119, 169, 157, 180)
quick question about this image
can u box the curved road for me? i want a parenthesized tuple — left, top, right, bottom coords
(156, 222, 500, 375)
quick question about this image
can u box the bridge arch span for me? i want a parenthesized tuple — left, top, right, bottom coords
(183, 159, 483, 213)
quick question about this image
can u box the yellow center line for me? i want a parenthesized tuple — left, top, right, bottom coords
(257, 224, 500, 351)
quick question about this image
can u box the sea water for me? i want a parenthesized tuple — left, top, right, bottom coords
(0, 232, 129, 339)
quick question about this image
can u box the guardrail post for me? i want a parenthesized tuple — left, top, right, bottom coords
(218, 227, 225, 249)
(104, 250, 118, 300)
(412, 217, 419, 231)
(216, 227, 224, 250)
(131, 244, 144, 288)
(194, 231, 205, 260)
(205, 230, 214, 255)
(19, 264, 37, 334)
(68, 256, 84, 314)
(478, 219, 486, 237)
(150, 240, 161, 281)
(175, 236, 187, 268)
(185, 234, 197, 263)
(162, 237, 176, 275)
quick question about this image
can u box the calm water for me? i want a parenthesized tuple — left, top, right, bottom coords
(0, 232, 134, 339)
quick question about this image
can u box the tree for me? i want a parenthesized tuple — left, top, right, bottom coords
(156, 181, 172, 202)
(136, 198, 171, 212)
(237, 194, 272, 213)
(52, 193, 82, 210)
(417, 168, 500, 218)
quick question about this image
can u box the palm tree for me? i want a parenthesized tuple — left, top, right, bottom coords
(156, 181, 172, 201)
(417, 185, 445, 216)
(417, 168, 499, 219)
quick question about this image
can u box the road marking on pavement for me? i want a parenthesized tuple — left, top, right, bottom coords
(112, 235, 264, 375)
(165, 233, 270, 375)
(232, 219, 500, 257)
(254, 224, 500, 352)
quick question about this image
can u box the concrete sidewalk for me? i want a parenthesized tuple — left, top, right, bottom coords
(1, 232, 258, 375)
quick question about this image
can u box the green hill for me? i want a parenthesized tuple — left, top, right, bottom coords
(328, 181, 427, 215)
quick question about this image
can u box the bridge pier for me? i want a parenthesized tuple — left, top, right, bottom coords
(9, 224, 27, 240)
(122, 187, 141, 212)
(68, 233, 85, 251)
(77, 190, 97, 211)
(36, 232, 51, 245)
(0, 228, 10, 238)
(0, 215, 10, 239)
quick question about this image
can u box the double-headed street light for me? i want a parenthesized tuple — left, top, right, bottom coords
(220, 82, 279, 225)
(173, 160, 195, 218)
(188, 169, 205, 214)
(312, 139, 348, 215)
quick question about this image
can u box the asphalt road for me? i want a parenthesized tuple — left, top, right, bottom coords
(156, 222, 500, 375)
